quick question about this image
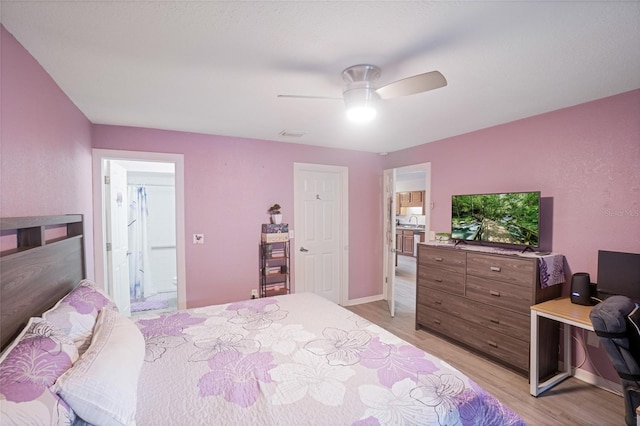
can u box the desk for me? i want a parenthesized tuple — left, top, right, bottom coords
(530, 297, 594, 396)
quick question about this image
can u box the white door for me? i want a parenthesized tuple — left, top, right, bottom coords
(105, 161, 131, 315)
(294, 164, 348, 304)
(383, 168, 396, 317)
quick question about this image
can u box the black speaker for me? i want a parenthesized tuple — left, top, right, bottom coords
(571, 273, 592, 305)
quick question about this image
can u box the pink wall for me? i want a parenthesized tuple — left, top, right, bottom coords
(91, 126, 385, 307)
(5, 19, 638, 386)
(384, 89, 640, 384)
(0, 25, 95, 278)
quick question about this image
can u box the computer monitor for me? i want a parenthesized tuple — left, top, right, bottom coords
(596, 250, 640, 301)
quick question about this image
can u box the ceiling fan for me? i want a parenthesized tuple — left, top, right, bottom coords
(278, 64, 447, 122)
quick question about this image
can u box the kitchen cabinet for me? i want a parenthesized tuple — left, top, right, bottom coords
(396, 229, 417, 256)
(397, 190, 426, 214)
(395, 229, 403, 252)
(402, 231, 414, 255)
(409, 191, 423, 206)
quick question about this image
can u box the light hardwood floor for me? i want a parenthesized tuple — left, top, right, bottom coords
(346, 255, 624, 426)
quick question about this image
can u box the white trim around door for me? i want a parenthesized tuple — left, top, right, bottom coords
(92, 149, 187, 310)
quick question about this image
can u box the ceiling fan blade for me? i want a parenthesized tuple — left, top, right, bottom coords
(375, 71, 447, 100)
(277, 94, 342, 101)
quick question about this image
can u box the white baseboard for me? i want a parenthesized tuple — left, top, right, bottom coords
(344, 293, 385, 306)
(573, 368, 622, 396)
(559, 362, 623, 396)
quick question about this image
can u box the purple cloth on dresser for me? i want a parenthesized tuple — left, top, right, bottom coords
(539, 254, 565, 288)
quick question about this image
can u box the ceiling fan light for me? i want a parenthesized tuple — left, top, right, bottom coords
(346, 106, 377, 123)
(344, 86, 378, 123)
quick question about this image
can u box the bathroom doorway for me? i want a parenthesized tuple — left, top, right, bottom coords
(93, 149, 186, 316)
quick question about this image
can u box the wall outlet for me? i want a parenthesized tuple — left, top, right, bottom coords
(193, 233, 204, 244)
(251, 289, 259, 299)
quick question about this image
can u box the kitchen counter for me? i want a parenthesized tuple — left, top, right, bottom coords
(396, 225, 425, 232)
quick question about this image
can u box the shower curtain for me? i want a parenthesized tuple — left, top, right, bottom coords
(128, 185, 155, 300)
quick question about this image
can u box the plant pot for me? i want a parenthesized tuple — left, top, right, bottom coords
(271, 214, 283, 224)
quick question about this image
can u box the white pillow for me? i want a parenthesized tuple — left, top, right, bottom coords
(53, 309, 144, 426)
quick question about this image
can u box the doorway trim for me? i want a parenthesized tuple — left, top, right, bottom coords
(293, 162, 349, 305)
(382, 162, 431, 315)
(92, 149, 187, 310)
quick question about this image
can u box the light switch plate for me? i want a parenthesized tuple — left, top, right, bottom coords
(193, 234, 204, 244)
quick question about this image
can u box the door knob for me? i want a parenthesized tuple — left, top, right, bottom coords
(300, 247, 309, 252)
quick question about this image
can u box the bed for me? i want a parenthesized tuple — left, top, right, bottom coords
(0, 215, 525, 425)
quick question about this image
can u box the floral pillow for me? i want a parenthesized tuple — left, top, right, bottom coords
(43, 279, 118, 354)
(0, 317, 78, 425)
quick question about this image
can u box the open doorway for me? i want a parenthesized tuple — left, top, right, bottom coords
(383, 163, 430, 317)
(92, 149, 186, 316)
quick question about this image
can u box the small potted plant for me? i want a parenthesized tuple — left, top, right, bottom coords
(435, 232, 451, 242)
(268, 203, 283, 224)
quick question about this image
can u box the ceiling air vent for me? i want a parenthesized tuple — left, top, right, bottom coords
(279, 130, 306, 138)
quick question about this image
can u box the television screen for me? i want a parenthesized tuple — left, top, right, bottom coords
(596, 250, 640, 300)
(451, 191, 540, 248)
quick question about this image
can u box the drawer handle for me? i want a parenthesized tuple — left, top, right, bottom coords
(434, 300, 442, 305)
(490, 290, 501, 297)
(490, 266, 501, 272)
(434, 257, 444, 262)
(488, 341, 498, 348)
(434, 319, 441, 325)
(490, 318, 500, 324)
(435, 278, 443, 283)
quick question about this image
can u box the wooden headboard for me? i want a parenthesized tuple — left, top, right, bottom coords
(0, 215, 85, 350)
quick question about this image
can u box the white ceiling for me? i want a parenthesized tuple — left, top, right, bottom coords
(2, 1, 639, 153)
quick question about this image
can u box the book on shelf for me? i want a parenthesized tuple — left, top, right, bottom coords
(271, 249, 285, 258)
(261, 223, 289, 234)
(262, 232, 289, 243)
(265, 284, 286, 293)
(266, 266, 282, 275)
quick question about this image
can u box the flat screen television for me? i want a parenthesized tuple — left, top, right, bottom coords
(596, 250, 640, 301)
(451, 191, 540, 249)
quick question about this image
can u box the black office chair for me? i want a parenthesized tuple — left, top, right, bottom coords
(589, 296, 640, 426)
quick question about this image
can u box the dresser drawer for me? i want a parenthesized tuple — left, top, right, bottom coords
(417, 286, 465, 314)
(417, 266, 464, 295)
(466, 275, 532, 313)
(466, 253, 535, 285)
(418, 246, 466, 274)
(417, 308, 529, 373)
(418, 288, 529, 341)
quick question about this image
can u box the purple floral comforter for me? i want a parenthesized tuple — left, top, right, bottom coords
(133, 293, 524, 426)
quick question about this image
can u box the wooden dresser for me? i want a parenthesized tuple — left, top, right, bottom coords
(416, 244, 562, 377)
